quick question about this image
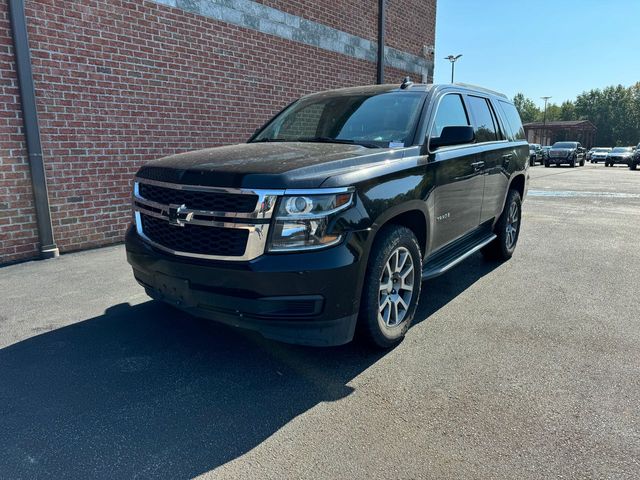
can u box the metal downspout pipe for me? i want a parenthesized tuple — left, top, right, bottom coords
(8, 0, 58, 259)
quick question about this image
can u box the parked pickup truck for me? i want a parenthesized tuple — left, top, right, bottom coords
(126, 82, 529, 348)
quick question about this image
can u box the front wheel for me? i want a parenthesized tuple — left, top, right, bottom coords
(482, 189, 522, 261)
(359, 225, 422, 349)
(631, 163, 637, 170)
(580, 159, 585, 166)
(544, 161, 550, 168)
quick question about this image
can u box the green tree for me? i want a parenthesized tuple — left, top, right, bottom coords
(513, 93, 540, 123)
(575, 85, 638, 146)
(544, 103, 561, 122)
(559, 100, 576, 121)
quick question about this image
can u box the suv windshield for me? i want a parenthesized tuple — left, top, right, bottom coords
(253, 92, 424, 148)
(552, 142, 577, 148)
(611, 147, 632, 152)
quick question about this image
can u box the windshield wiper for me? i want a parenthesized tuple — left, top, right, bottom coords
(251, 138, 289, 143)
(295, 136, 382, 149)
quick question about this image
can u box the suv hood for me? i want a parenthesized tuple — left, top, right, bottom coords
(135, 142, 408, 189)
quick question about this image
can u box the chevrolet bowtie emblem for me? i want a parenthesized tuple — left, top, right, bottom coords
(167, 204, 194, 227)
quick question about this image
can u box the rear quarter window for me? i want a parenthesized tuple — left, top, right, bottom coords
(497, 100, 526, 141)
(466, 95, 499, 143)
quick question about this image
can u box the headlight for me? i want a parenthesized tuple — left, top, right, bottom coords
(268, 190, 354, 252)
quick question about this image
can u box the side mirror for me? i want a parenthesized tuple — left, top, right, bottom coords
(430, 126, 475, 150)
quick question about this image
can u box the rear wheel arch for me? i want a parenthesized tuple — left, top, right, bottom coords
(508, 174, 526, 200)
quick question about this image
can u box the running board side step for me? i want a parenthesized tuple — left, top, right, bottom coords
(422, 233, 496, 280)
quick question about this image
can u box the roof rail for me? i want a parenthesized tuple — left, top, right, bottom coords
(452, 82, 508, 99)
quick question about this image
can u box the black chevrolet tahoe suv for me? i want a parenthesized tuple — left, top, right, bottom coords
(126, 82, 529, 348)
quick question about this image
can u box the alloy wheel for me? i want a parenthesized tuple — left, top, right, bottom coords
(378, 247, 415, 327)
(505, 200, 520, 250)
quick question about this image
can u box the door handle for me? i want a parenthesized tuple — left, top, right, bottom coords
(471, 161, 485, 171)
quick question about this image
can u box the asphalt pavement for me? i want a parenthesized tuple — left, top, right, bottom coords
(1, 163, 639, 479)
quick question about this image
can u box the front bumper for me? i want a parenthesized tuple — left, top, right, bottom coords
(125, 225, 367, 346)
(547, 157, 571, 164)
(608, 157, 631, 164)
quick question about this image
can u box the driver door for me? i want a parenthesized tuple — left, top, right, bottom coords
(428, 93, 484, 251)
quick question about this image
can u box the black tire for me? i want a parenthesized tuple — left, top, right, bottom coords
(482, 189, 522, 261)
(358, 225, 422, 349)
(631, 163, 637, 170)
(544, 161, 549, 168)
(529, 157, 535, 167)
(579, 159, 585, 166)
(570, 158, 576, 167)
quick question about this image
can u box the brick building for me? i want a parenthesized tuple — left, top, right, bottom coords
(0, 0, 436, 264)
(523, 120, 597, 148)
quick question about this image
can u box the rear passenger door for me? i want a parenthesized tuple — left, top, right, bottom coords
(464, 95, 511, 223)
(428, 93, 484, 250)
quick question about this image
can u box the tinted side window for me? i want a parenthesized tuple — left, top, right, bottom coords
(466, 96, 498, 143)
(497, 100, 526, 141)
(430, 94, 470, 138)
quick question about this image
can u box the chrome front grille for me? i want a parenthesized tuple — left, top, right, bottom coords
(138, 183, 258, 213)
(133, 177, 282, 261)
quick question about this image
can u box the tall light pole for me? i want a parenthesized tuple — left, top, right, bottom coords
(541, 96, 551, 145)
(444, 54, 462, 83)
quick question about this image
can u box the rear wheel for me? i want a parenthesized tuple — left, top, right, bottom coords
(482, 189, 522, 261)
(359, 225, 422, 349)
(544, 161, 550, 168)
(631, 163, 637, 170)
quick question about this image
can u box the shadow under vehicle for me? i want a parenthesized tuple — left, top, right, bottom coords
(0, 253, 499, 479)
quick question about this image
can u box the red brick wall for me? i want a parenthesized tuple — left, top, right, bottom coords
(387, 0, 437, 58)
(256, 0, 378, 44)
(258, 0, 437, 59)
(1, 0, 431, 263)
(0, 1, 39, 263)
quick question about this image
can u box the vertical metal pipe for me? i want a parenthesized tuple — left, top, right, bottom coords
(8, 0, 58, 259)
(376, 0, 385, 84)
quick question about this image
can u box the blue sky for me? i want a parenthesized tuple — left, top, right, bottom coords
(434, 0, 640, 108)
